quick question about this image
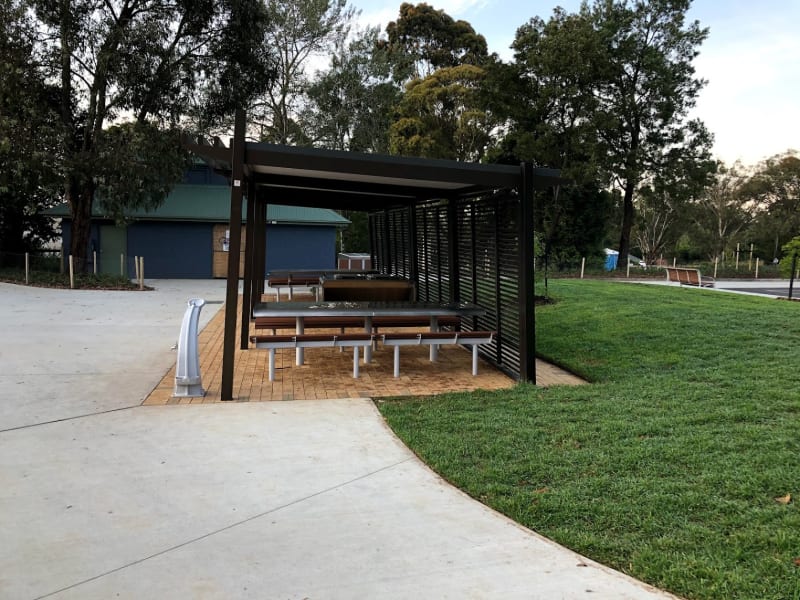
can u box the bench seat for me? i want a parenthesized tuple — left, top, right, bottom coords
(250, 333, 374, 380)
(254, 314, 462, 333)
(381, 331, 495, 377)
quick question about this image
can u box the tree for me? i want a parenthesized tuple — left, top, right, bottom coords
(688, 163, 752, 261)
(30, 0, 275, 271)
(485, 14, 612, 267)
(0, 0, 61, 256)
(304, 26, 400, 153)
(585, 0, 712, 267)
(251, 0, 356, 145)
(381, 2, 488, 83)
(632, 141, 716, 262)
(389, 64, 496, 161)
(740, 151, 800, 259)
(302, 27, 400, 253)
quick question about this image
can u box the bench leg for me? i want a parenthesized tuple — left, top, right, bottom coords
(393, 345, 400, 378)
(296, 317, 304, 366)
(269, 349, 276, 382)
(472, 345, 479, 376)
(353, 346, 360, 378)
(430, 316, 438, 361)
(364, 316, 373, 364)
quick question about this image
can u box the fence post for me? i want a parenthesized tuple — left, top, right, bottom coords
(672, 257, 677, 267)
(138, 256, 144, 290)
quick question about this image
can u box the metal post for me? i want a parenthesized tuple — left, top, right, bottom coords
(173, 298, 206, 397)
(519, 162, 536, 383)
(221, 108, 247, 401)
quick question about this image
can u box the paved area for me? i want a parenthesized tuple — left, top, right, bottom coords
(0, 280, 676, 599)
(144, 293, 583, 405)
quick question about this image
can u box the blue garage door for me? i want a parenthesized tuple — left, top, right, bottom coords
(128, 222, 213, 278)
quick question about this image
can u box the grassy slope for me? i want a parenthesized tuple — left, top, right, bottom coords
(378, 280, 800, 600)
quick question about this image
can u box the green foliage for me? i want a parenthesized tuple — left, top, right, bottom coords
(741, 152, 800, 258)
(0, 0, 60, 253)
(688, 162, 752, 261)
(499, 1, 713, 268)
(381, 2, 488, 83)
(26, 0, 277, 271)
(253, 0, 356, 144)
(337, 210, 370, 253)
(95, 122, 192, 224)
(389, 64, 495, 161)
(305, 27, 400, 153)
(778, 237, 800, 278)
(380, 280, 800, 599)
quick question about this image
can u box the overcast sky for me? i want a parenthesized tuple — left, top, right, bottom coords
(350, 0, 800, 167)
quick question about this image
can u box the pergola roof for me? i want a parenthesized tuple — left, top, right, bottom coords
(184, 137, 565, 211)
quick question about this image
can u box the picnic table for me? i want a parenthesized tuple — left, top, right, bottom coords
(252, 300, 486, 365)
(267, 269, 378, 300)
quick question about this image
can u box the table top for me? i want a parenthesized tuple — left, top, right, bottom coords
(253, 301, 485, 318)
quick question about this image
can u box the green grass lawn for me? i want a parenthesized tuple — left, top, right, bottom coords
(378, 280, 800, 600)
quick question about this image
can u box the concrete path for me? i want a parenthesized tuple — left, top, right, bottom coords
(0, 281, 677, 599)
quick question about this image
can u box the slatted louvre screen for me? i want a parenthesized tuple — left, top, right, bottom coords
(370, 191, 525, 380)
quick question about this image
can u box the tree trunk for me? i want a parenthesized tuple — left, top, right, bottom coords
(67, 178, 94, 274)
(617, 180, 635, 269)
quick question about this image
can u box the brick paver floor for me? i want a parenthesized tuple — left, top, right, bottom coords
(144, 296, 585, 405)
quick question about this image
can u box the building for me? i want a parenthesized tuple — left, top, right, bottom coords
(48, 164, 349, 278)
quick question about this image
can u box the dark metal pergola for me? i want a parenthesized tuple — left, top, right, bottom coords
(185, 110, 563, 400)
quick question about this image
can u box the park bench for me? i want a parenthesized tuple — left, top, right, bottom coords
(380, 331, 495, 378)
(266, 273, 322, 300)
(250, 333, 375, 381)
(664, 266, 715, 288)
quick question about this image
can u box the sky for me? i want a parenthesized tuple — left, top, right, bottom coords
(350, 0, 800, 167)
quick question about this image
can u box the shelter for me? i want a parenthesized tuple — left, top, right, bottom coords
(186, 110, 564, 400)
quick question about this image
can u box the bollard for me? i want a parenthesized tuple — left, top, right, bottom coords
(173, 298, 206, 398)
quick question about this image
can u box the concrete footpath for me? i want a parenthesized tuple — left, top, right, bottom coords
(0, 281, 677, 599)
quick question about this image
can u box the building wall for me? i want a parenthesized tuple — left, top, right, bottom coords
(266, 225, 337, 272)
(60, 220, 339, 278)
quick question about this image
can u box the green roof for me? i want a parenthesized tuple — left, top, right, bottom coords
(46, 184, 350, 226)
